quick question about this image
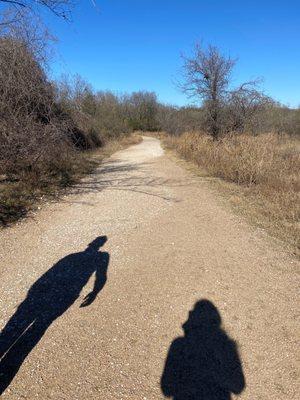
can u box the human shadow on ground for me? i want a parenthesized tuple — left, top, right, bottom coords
(161, 300, 245, 400)
(0, 236, 109, 394)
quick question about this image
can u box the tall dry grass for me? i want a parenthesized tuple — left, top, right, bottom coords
(164, 132, 300, 251)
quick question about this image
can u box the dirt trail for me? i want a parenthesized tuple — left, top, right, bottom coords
(0, 136, 299, 399)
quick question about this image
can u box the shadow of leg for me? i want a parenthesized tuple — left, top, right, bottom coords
(0, 319, 48, 395)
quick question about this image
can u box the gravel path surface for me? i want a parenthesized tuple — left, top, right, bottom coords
(0, 136, 299, 399)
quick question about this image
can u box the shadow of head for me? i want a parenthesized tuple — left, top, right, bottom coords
(86, 235, 108, 252)
(183, 299, 221, 332)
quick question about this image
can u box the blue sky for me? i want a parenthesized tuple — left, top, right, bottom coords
(29, 1, 300, 107)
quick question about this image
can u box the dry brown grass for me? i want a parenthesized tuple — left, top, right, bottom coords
(164, 132, 300, 252)
(0, 133, 142, 226)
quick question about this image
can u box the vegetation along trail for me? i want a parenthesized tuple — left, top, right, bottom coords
(0, 136, 299, 399)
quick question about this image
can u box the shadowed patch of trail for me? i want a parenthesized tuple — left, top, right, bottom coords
(0, 137, 299, 399)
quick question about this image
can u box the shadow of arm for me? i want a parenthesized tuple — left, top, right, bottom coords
(161, 338, 183, 397)
(214, 339, 246, 395)
(80, 253, 109, 307)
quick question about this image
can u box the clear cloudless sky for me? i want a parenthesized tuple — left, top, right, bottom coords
(30, 1, 300, 107)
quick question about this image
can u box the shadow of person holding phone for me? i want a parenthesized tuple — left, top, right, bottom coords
(161, 300, 245, 399)
(0, 235, 109, 394)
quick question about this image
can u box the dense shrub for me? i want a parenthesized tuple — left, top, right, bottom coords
(0, 36, 74, 179)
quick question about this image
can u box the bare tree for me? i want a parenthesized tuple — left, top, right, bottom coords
(0, 1, 73, 19)
(226, 81, 272, 134)
(181, 43, 235, 139)
(0, 8, 56, 65)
